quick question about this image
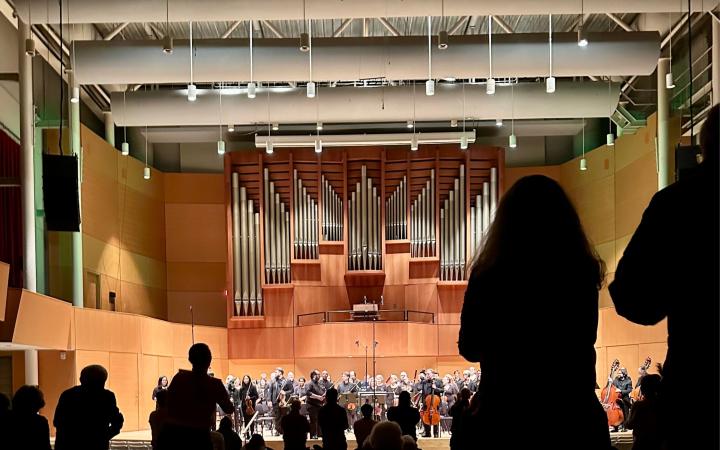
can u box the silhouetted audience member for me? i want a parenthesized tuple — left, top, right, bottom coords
(149, 389, 169, 450)
(626, 374, 662, 450)
(448, 388, 471, 450)
(610, 104, 719, 450)
(218, 416, 241, 450)
(318, 388, 348, 450)
(54, 364, 124, 450)
(0, 392, 10, 436)
(280, 399, 310, 450)
(353, 403, 377, 449)
(385, 391, 420, 441)
(365, 421, 403, 450)
(458, 175, 611, 450)
(5, 385, 51, 450)
(243, 433, 272, 450)
(210, 430, 225, 450)
(158, 343, 234, 450)
(400, 435, 417, 450)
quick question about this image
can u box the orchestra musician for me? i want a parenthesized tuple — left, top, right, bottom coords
(287, 372, 298, 390)
(337, 372, 357, 394)
(236, 375, 258, 439)
(443, 374, 459, 412)
(269, 368, 293, 435)
(320, 371, 333, 391)
(306, 370, 327, 439)
(612, 367, 633, 431)
(419, 369, 444, 438)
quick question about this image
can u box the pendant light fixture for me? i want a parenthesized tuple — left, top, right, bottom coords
(509, 83, 517, 148)
(121, 90, 130, 155)
(306, 19, 316, 98)
(406, 120, 414, 129)
(272, 123, 279, 131)
(162, 0, 173, 54)
(546, 14, 556, 93)
(450, 119, 458, 128)
(316, 122, 323, 131)
(580, 118, 588, 171)
(460, 82, 468, 150)
(299, 0, 310, 52)
(24, 4, 36, 56)
(411, 81, 418, 151)
(496, 118, 503, 127)
(665, 12, 676, 89)
(228, 124, 235, 132)
(266, 90, 274, 154)
(577, 0, 588, 47)
(217, 84, 225, 155)
(426, 16, 435, 96)
(187, 21, 197, 101)
(247, 20, 257, 98)
(606, 78, 615, 146)
(486, 16, 495, 95)
(438, 0, 448, 49)
(144, 124, 151, 180)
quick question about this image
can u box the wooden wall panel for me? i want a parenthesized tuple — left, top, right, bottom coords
(228, 328, 294, 359)
(0, 261, 9, 320)
(382, 285, 406, 310)
(605, 345, 640, 380)
(599, 308, 667, 347)
(405, 283, 438, 315)
(167, 262, 226, 292)
(165, 204, 227, 263)
(293, 286, 349, 318)
(38, 350, 76, 434)
(437, 285, 464, 325)
(140, 317, 176, 357)
(108, 352, 140, 431)
(636, 342, 667, 376)
(164, 173, 224, 204)
(167, 291, 227, 327)
(261, 289, 295, 328)
(119, 281, 167, 320)
(74, 350, 110, 383)
(384, 253, 409, 286)
(438, 324, 461, 356)
(74, 308, 142, 354)
(319, 254, 346, 286)
(139, 354, 159, 428)
(12, 291, 73, 350)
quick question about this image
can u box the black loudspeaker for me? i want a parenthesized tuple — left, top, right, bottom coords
(42, 153, 81, 232)
(675, 144, 701, 181)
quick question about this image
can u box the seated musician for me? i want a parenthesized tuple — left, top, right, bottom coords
(387, 391, 421, 441)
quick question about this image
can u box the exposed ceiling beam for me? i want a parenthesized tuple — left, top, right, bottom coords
(261, 20, 285, 38)
(332, 19, 353, 37)
(492, 16, 514, 33)
(103, 22, 129, 40)
(377, 17, 400, 36)
(447, 16, 468, 35)
(221, 21, 242, 39)
(606, 13, 635, 31)
(362, 18, 369, 37)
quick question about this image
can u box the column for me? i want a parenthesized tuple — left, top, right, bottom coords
(69, 71, 83, 308)
(18, 20, 36, 292)
(713, 18, 719, 105)
(103, 111, 115, 147)
(24, 349, 39, 386)
(656, 58, 674, 190)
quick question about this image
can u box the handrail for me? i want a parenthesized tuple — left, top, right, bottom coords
(296, 309, 434, 326)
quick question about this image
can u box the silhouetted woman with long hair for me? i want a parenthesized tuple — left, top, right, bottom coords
(458, 175, 611, 449)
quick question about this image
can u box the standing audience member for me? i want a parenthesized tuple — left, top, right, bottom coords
(6, 385, 51, 450)
(0, 393, 10, 438)
(626, 374, 663, 450)
(366, 421, 403, 450)
(54, 364, 124, 450)
(448, 388, 472, 450)
(610, 104, 719, 450)
(218, 416, 242, 450)
(243, 434, 272, 450)
(458, 175, 611, 450)
(386, 391, 421, 441)
(401, 435, 418, 450)
(149, 389, 169, 450)
(280, 399, 310, 450)
(318, 388, 349, 450)
(353, 404, 378, 450)
(158, 343, 233, 450)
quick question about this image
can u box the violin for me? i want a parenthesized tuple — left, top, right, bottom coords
(600, 359, 624, 427)
(421, 379, 441, 427)
(630, 356, 652, 402)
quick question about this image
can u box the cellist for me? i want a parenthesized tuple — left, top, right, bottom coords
(419, 369, 443, 438)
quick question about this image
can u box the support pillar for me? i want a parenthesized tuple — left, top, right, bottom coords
(69, 71, 83, 308)
(657, 58, 674, 190)
(19, 20, 36, 292)
(713, 18, 719, 105)
(103, 111, 115, 147)
(24, 349, 39, 386)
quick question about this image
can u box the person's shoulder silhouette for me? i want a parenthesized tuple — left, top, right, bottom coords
(5, 385, 50, 450)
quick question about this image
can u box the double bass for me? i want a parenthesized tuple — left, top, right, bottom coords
(421, 378, 441, 428)
(630, 356, 652, 402)
(600, 359, 624, 427)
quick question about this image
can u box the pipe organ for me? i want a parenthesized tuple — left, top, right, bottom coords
(385, 176, 407, 241)
(440, 165, 466, 281)
(231, 173, 263, 316)
(348, 165, 382, 270)
(293, 170, 320, 259)
(321, 175, 343, 241)
(411, 169, 436, 257)
(264, 168, 291, 284)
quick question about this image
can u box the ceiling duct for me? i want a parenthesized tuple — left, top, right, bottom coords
(111, 82, 620, 127)
(15, 0, 715, 23)
(74, 33, 659, 85)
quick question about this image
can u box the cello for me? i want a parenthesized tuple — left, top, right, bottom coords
(630, 356, 652, 402)
(421, 378, 441, 429)
(600, 359, 624, 427)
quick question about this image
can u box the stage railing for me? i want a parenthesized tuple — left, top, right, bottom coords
(297, 309, 434, 326)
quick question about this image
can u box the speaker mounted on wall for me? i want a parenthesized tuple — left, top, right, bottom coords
(42, 153, 81, 232)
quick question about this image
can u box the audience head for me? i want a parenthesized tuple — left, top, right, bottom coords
(290, 398, 302, 412)
(640, 374, 662, 399)
(459, 387, 472, 403)
(471, 175, 605, 288)
(0, 393, 9, 414)
(700, 103, 718, 166)
(157, 375, 168, 387)
(398, 390, 411, 408)
(12, 385, 45, 414)
(325, 387, 338, 404)
(401, 435, 418, 450)
(360, 403, 373, 419)
(367, 421, 403, 450)
(246, 434, 266, 450)
(188, 343, 213, 372)
(218, 416, 233, 432)
(80, 364, 109, 390)
(155, 389, 168, 409)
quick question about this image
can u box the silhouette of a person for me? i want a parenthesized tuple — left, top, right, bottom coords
(158, 343, 233, 450)
(626, 374, 662, 450)
(279, 399, 310, 450)
(353, 403, 378, 450)
(6, 385, 51, 450)
(318, 388, 349, 450)
(54, 365, 124, 450)
(218, 416, 242, 450)
(610, 103, 719, 450)
(386, 391, 421, 441)
(458, 175, 611, 450)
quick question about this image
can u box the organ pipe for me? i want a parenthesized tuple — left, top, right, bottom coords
(322, 175, 343, 241)
(263, 168, 291, 284)
(293, 170, 320, 259)
(348, 165, 382, 270)
(410, 169, 436, 258)
(385, 176, 407, 240)
(231, 173, 263, 316)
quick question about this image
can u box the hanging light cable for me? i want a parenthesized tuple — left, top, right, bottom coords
(121, 90, 130, 155)
(248, 20, 257, 98)
(580, 118, 588, 171)
(666, 12, 676, 89)
(24, 2, 36, 56)
(411, 81, 418, 151)
(438, 0, 448, 50)
(460, 81, 468, 149)
(307, 19, 316, 98)
(162, 0, 173, 53)
(607, 78, 615, 146)
(577, 0, 588, 47)
(300, 0, 310, 51)
(546, 14, 556, 93)
(217, 84, 226, 155)
(426, 16, 435, 96)
(509, 83, 517, 148)
(144, 123, 151, 179)
(486, 16, 495, 95)
(187, 21, 197, 101)
(315, 79, 322, 153)
(266, 89, 274, 154)
(70, 27, 80, 103)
